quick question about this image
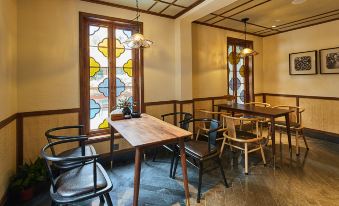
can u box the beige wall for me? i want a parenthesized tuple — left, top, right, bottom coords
(0, 0, 17, 120)
(17, 0, 176, 112)
(192, 23, 263, 98)
(262, 20, 339, 97)
(0, 0, 17, 200)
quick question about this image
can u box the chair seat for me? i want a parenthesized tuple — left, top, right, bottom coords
(55, 163, 108, 197)
(236, 130, 258, 140)
(274, 121, 300, 128)
(56, 145, 96, 167)
(184, 141, 217, 158)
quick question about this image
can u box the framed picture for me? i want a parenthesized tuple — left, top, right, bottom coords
(289, 50, 317, 75)
(319, 47, 339, 74)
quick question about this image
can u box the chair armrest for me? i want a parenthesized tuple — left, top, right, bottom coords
(45, 125, 85, 139)
(41, 138, 98, 162)
(223, 133, 264, 143)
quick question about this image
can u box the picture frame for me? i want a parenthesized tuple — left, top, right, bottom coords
(289, 50, 317, 75)
(319, 47, 339, 74)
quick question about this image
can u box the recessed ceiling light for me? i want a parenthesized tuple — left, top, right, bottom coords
(271, 25, 276, 28)
(275, 19, 281, 22)
(291, 0, 306, 5)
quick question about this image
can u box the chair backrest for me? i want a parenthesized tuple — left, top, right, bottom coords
(222, 115, 260, 139)
(182, 118, 220, 151)
(161, 112, 193, 130)
(245, 102, 271, 107)
(271, 105, 304, 125)
(45, 125, 85, 156)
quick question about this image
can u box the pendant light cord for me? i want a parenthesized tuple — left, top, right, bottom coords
(136, 0, 139, 22)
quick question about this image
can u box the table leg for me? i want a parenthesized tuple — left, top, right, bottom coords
(110, 126, 115, 169)
(133, 147, 142, 206)
(285, 114, 292, 156)
(270, 117, 276, 169)
(179, 139, 190, 206)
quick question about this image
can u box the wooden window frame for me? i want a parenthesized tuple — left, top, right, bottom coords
(79, 12, 144, 135)
(227, 37, 254, 103)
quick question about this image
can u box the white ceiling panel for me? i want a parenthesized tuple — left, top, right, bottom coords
(87, 0, 203, 18)
(162, 5, 185, 16)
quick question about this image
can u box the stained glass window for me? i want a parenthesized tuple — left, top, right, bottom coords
(227, 38, 253, 104)
(86, 23, 139, 131)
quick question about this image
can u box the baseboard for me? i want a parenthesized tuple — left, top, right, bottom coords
(304, 128, 339, 144)
(0, 191, 7, 206)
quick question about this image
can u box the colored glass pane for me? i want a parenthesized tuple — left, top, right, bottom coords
(116, 29, 132, 49)
(114, 29, 133, 113)
(89, 26, 108, 47)
(89, 25, 109, 130)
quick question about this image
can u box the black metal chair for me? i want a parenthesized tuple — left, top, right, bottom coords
(152, 112, 193, 178)
(45, 125, 96, 170)
(41, 138, 113, 206)
(172, 118, 229, 203)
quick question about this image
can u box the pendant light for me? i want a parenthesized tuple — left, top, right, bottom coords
(238, 18, 258, 58)
(123, 0, 153, 49)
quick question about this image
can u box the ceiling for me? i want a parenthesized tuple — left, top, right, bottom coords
(195, 0, 339, 37)
(82, 0, 205, 18)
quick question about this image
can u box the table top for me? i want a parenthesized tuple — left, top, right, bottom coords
(216, 103, 290, 118)
(107, 114, 192, 147)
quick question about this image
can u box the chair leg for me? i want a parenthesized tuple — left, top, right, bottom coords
(196, 129, 201, 141)
(279, 128, 282, 144)
(215, 157, 229, 187)
(104, 193, 113, 206)
(172, 156, 180, 179)
(99, 195, 105, 203)
(219, 137, 227, 158)
(169, 151, 176, 178)
(296, 130, 300, 156)
(244, 143, 249, 175)
(260, 145, 266, 166)
(152, 147, 158, 162)
(301, 130, 309, 150)
(197, 161, 203, 203)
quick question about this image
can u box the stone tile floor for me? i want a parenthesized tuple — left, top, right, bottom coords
(13, 136, 339, 206)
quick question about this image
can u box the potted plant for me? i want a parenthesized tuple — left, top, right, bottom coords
(111, 98, 134, 120)
(9, 157, 48, 202)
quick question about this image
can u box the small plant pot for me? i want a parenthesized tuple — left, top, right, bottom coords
(20, 187, 34, 201)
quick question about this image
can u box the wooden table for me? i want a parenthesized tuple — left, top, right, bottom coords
(215, 103, 292, 168)
(107, 114, 192, 206)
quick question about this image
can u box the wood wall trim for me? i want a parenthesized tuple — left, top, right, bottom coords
(193, 21, 263, 37)
(16, 114, 23, 167)
(0, 113, 17, 130)
(81, 0, 175, 19)
(20, 108, 81, 117)
(80, 0, 205, 19)
(259, 93, 339, 101)
(173, 0, 205, 18)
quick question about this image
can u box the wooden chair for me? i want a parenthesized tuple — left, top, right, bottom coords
(41, 138, 113, 206)
(152, 112, 193, 178)
(240, 102, 271, 136)
(172, 119, 229, 203)
(195, 109, 229, 141)
(45, 125, 96, 170)
(271, 105, 309, 155)
(221, 115, 266, 175)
